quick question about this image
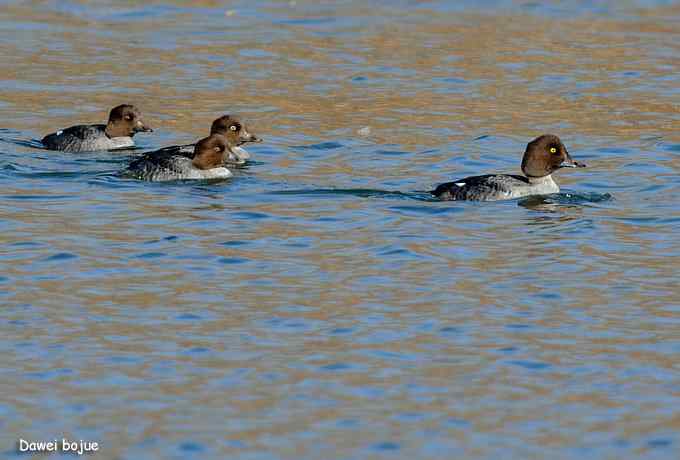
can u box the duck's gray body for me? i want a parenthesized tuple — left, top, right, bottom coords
(41, 124, 134, 152)
(432, 174, 559, 201)
(125, 147, 232, 181)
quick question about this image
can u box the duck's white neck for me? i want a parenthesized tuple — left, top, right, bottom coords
(526, 174, 559, 194)
(527, 174, 555, 185)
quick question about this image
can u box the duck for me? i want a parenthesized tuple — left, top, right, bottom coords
(41, 104, 153, 152)
(432, 134, 586, 201)
(159, 115, 261, 165)
(124, 134, 234, 181)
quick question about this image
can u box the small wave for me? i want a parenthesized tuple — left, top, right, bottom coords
(0, 135, 45, 149)
(3, 193, 75, 201)
(517, 192, 613, 212)
(271, 188, 435, 201)
(291, 142, 343, 150)
(518, 192, 613, 206)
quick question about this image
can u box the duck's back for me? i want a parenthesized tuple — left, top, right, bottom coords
(149, 143, 196, 157)
(42, 124, 133, 152)
(432, 174, 539, 201)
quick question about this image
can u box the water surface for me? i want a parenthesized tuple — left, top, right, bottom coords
(1, 1, 679, 459)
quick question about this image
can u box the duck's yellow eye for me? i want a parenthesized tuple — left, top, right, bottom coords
(550, 147, 557, 153)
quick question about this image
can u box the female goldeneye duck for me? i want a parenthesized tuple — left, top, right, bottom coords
(125, 134, 234, 181)
(169, 115, 262, 165)
(432, 134, 586, 201)
(41, 104, 153, 152)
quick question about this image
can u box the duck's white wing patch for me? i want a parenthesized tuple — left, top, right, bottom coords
(56, 130, 63, 136)
(455, 182, 466, 187)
